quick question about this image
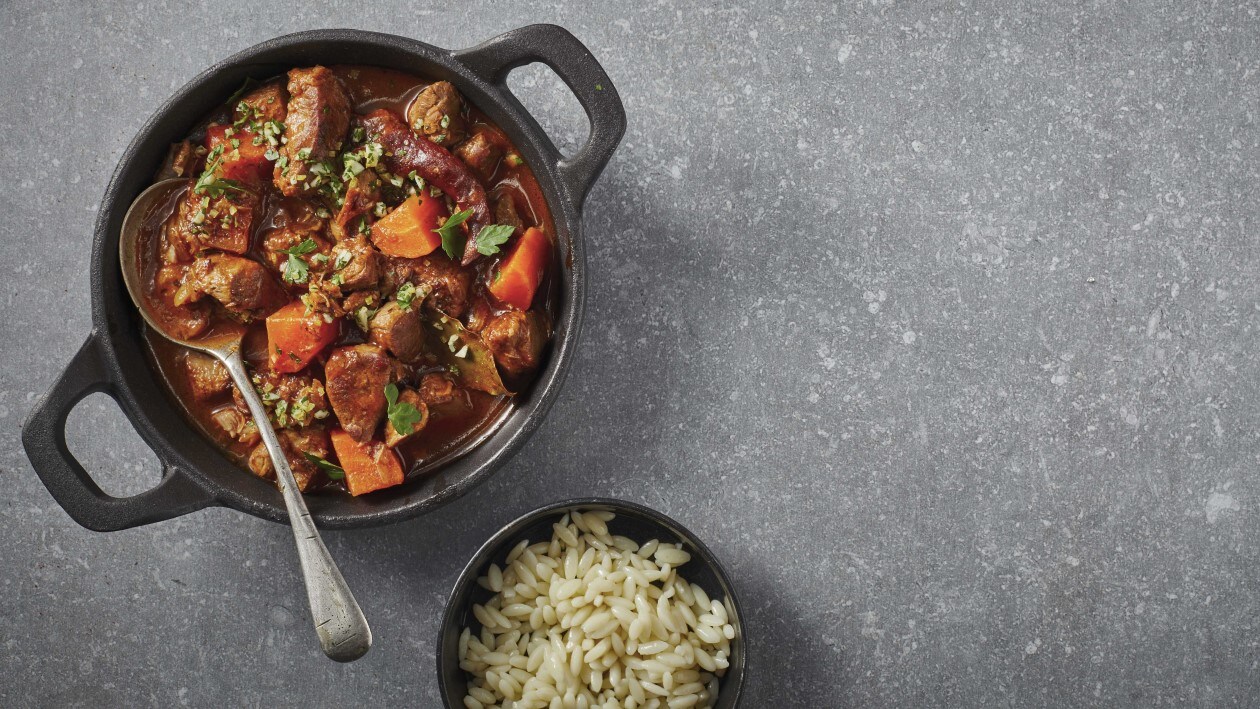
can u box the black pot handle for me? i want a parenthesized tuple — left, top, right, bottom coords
(455, 24, 626, 207)
(22, 334, 215, 531)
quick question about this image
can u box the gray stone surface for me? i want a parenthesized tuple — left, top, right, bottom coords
(2, 1, 1259, 706)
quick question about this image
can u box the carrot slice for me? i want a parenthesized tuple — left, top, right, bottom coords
(489, 227, 549, 310)
(330, 429, 405, 496)
(370, 192, 448, 258)
(266, 301, 338, 373)
(205, 124, 273, 187)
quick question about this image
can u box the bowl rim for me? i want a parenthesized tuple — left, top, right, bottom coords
(437, 497, 747, 707)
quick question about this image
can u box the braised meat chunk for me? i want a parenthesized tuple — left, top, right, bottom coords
(419, 372, 458, 407)
(211, 407, 260, 446)
(236, 370, 329, 429)
(368, 301, 426, 364)
(168, 188, 258, 256)
(276, 66, 351, 196)
(262, 226, 332, 280)
(237, 83, 288, 124)
(175, 253, 285, 322)
(148, 267, 211, 340)
(157, 140, 202, 181)
(333, 169, 382, 240)
(454, 130, 503, 183)
(492, 192, 524, 236)
(183, 351, 232, 401)
(248, 426, 331, 492)
(407, 80, 466, 146)
(328, 235, 382, 291)
(324, 344, 397, 443)
(384, 253, 472, 318)
(481, 310, 548, 378)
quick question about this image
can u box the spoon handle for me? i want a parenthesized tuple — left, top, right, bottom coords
(221, 350, 373, 662)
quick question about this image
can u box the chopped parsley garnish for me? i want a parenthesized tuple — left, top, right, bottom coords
(436, 208, 474, 260)
(193, 149, 246, 199)
(333, 249, 353, 271)
(473, 224, 515, 256)
(407, 170, 425, 195)
(302, 452, 345, 480)
(384, 383, 424, 436)
(353, 305, 377, 332)
(260, 120, 285, 146)
(282, 257, 308, 284)
(395, 282, 418, 311)
(340, 141, 383, 182)
(278, 239, 318, 284)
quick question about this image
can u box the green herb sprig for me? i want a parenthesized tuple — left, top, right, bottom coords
(473, 224, 515, 256)
(278, 238, 318, 284)
(302, 452, 345, 480)
(436, 209, 474, 260)
(384, 383, 424, 436)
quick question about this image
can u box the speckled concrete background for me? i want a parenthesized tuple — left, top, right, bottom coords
(3, 1, 1259, 707)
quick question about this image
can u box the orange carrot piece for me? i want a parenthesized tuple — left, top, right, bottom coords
(489, 227, 549, 310)
(370, 192, 448, 258)
(205, 124, 273, 187)
(266, 301, 338, 373)
(330, 429, 405, 496)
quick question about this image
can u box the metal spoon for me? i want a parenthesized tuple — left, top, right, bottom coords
(119, 178, 372, 662)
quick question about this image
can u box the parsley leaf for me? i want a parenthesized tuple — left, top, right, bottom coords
(278, 238, 318, 256)
(283, 260, 307, 284)
(282, 256, 310, 284)
(474, 224, 515, 256)
(278, 239, 319, 284)
(384, 382, 424, 436)
(302, 452, 345, 480)
(436, 209, 474, 260)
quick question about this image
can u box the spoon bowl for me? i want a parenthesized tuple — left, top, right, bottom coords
(118, 178, 373, 663)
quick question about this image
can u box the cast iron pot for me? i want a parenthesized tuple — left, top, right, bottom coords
(22, 25, 625, 531)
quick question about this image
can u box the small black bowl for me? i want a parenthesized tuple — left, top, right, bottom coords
(438, 498, 746, 707)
